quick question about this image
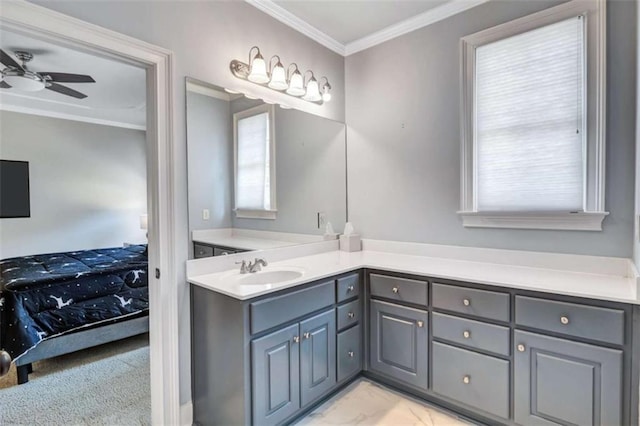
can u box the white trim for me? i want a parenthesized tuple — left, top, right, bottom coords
(459, 0, 607, 230)
(244, 0, 345, 55)
(344, 0, 489, 56)
(458, 211, 609, 231)
(180, 401, 193, 426)
(234, 208, 278, 220)
(0, 103, 146, 130)
(0, 2, 180, 425)
(245, 0, 488, 57)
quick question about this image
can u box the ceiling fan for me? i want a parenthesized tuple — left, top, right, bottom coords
(0, 50, 95, 99)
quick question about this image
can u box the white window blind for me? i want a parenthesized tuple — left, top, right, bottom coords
(475, 16, 585, 212)
(236, 112, 272, 210)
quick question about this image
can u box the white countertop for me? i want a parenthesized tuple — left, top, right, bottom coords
(192, 228, 325, 251)
(188, 249, 640, 304)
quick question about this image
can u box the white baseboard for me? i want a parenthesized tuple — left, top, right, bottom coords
(180, 400, 193, 426)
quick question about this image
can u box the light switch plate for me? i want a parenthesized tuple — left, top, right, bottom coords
(317, 212, 326, 229)
(203, 209, 210, 220)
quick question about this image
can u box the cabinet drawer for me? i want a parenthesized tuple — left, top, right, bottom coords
(337, 299, 361, 331)
(432, 312, 510, 356)
(250, 281, 335, 335)
(337, 324, 362, 382)
(194, 243, 213, 258)
(432, 342, 509, 419)
(213, 247, 235, 256)
(336, 273, 360, 303)
(369, 274, 428, 307)
(432, 283, 509, 322)
(515, 296, 625, 345)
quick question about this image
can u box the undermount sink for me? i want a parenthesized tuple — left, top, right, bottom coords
(223, 267, 306, 286)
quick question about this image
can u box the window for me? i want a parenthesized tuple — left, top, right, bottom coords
(234, 104, 276, 219)
(459, 0, 607, 231)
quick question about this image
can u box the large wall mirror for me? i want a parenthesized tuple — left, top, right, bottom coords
(186, 77, 347, 259)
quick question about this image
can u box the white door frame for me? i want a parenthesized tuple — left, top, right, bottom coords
(0, 2, 180, 424)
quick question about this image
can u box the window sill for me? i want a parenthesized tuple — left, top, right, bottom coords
(234, 209, 277, 220)
(458, 211, 609, 231)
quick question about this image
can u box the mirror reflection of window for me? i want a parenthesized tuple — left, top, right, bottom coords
(234, 104, 277, 219)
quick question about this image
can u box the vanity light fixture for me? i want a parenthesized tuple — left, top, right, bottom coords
(247, 46, 269, 84)
(302, 71, 321, 102)
(268, 56, 288, 90)
(320, 77, 332, 102)
(230, 46, 332, 105)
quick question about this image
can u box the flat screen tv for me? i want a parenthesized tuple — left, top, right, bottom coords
(0, 160, 30, 218)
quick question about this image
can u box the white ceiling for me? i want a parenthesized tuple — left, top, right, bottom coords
(248, 0, 489, 55)
(0, 30, 146, 130)
(273, 0, 450, 45)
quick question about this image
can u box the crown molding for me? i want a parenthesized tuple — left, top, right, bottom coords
(245, 0, 345, 55)
(345, 0, 490, 55)
(245, 0, 489, 57)
(0, 103, 146, 131)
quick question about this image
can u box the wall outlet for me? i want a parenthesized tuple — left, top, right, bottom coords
(317, 212, 327, 229)
(202, 209, 210, 221)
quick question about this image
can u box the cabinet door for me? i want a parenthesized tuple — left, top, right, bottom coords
(369, 300, 428, 390)
(300, 309, 336, 407)
(514, 330, 623, 426)
(252, 323, 301, 426)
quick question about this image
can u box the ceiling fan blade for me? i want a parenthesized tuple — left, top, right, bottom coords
(0, 81, 11, 89)
(0, 50, 23, 71)
(46, 82, 87, 99)
(40, 72, 95, 83)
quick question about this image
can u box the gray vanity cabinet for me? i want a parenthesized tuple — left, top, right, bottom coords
(369, 299, 428, 390)
(251, 324, 301, 426)
(513, 330, 623, 426)
(299, 310, 336, 407)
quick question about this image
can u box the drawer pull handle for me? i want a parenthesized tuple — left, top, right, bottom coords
(517, 344, 526, 352)
(347, 285, 355, 292)
(392, 287, 399, 294)
(463, 330, 471, 339)
(560, 316, 569, 325)
(417, 321, 424, 328)
(462, 375, 471, 384)
(463, 298, 470, 306)
(348, 351, 354, 358)
(347, 312, 355, 319)
(293, 336, 300, 343)
(303, 332, 310, 339)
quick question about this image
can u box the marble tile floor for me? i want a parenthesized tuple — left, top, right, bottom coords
(296, 379, 476, 426)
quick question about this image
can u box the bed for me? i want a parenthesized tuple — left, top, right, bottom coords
(0, 244, 149, 384)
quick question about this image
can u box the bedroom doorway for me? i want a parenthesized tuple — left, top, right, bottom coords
(0, 27, 152, 423)
(0, 2, 178, 424)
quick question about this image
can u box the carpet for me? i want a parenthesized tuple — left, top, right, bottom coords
(0, 334, 150, 425)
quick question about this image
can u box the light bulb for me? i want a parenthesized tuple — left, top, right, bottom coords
(322, 92, 332, 102)
(248, 54, 269, 84)
(286, 70, 305, 96)
(268, 62, 287, 90)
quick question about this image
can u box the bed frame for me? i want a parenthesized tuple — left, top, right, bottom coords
(14, 314, 149, 384)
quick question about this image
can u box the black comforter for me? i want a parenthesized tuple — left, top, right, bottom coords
(0, 245, 149, 361)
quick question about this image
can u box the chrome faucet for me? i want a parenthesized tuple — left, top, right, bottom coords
(235, 258, 268, 274)
(235, 260, 250, 274)
(248, 258, 268, 273)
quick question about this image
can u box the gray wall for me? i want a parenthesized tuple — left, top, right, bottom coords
(28, 0, 345, 405)
(232, 107, 347, 234)
(186, 92, 233, 232)
(345, 0, 637, 258)
(0, 111, 147, 259)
